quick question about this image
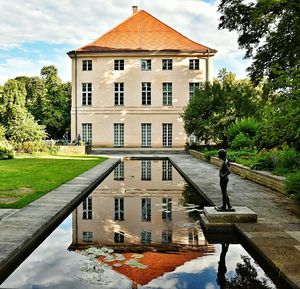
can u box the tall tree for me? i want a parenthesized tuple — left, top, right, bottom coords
(218, 0, 300, 83)
(182, 69, 260, 146)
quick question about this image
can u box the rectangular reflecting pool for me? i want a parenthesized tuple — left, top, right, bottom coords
(1, 159, 285, 288)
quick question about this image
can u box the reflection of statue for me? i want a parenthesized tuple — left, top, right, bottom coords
(216, 149, 234, 211)
(217, 243, 229, 289)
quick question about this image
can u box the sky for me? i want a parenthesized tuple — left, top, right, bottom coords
(0, 0, 252, 85)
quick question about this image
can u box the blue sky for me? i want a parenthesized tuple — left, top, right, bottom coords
(0, 0, 251, 84)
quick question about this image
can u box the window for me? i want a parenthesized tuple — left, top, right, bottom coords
(141, 160, 151, 181)
(141, 198, 151, 222)
(82, 83, 92, 105)
(83, 231, 93, 242)
(162, 123, 172, 147)
(141, 123, 151, 147)
(114, 232, 125, 243)
(114, 82, 124, 105)
(82, 197, 92, 219)
(141, 231, 151, 244)
(82, 123, 92, 144)
(188, 229, 199, 245)
(114, 123, 124, 147)
(162, 160, 172, 181)
(142, 82, 151, 105)
(163, 83, 172, 106)
(114, 198, 124, 221)
(162, 59, 172, 70)
(114, 162, 124, 181)
(82, 60, 92, 71)
(141, 59, 151, 71)
(189, 59, 200, 70)
(114, 59, 124, 70)
(189, 82, 200, 98)
(162, 230, 172, 243)
(162, 197, 172, 221)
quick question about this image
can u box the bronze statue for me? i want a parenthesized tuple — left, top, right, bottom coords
(216, 149, 234, 211)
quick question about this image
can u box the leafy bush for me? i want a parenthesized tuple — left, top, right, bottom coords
(274, 148, 300, 175)
(248, 150, 276, 171)
(13, 141, 57, 154)
(228, 118, 260, 142)
(231, 132, 254, 150)
(0, 140, 14, 160)
(285, 172, 300, 201)
(0, 125, 6, 140)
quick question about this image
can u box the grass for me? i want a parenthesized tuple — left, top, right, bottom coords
(0, 155, 107, 208)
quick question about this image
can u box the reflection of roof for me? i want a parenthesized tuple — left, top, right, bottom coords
(75, 10, 216, 54)
(98, 251, 205, 286)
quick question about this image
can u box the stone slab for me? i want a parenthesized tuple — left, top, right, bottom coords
(203, 206, 257, 224)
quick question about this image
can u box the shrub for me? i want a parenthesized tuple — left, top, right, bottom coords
(274, 148, 300, 175)
(231, 132, 254, 150)
(228, 118, 260, 142)
(0, 125, 6, 140)
(13, 141, 49, 154)
(0, 140, 14, 160)
(285, 172, 300, 201)
(250, 150, 276, 171)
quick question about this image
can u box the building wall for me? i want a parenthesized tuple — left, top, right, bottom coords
(71, 53, 214, 147)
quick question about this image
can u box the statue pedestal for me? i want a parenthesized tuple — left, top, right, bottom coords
(200, 206, 257, 232)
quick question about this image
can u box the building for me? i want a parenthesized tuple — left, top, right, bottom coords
(67, 6, 216, 148)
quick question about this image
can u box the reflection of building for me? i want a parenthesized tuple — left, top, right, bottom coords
(71, 160, 212, 250)
(68, 7, 216, 147)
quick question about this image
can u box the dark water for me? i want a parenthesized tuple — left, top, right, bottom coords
(1, 160, 279, 289)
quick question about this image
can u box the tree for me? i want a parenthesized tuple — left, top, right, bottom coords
(182, 69, 260, 146)
(6, 107, 47, 143)
(218, 0, 300, 83)
(40, 65, 71, 139)
(0, 79, 26, 126)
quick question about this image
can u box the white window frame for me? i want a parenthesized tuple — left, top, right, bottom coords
(82, 197, 92, 220)
(82, 83, 92, 106)
(162, 59, 172, 70)
(83, 231, 93, 242)
(163, 82, 172, 106)
(162, 197, 172, 221)
(82, 123, 92, 144)
(142, 82, 151, 105)
(82, 60, 92, 71)
(141, 59, 151, 71)
(141, 123, 151, 147)
(114, 59, 124, 70)
(141, 160, 151, 181)
(141, 231, 151, 244)
(114, 197, 124, 221)
(189, 82, 200, 98)
(162, 123, 172, 147)
(114, 162, 124, 181)
(114, 123, 124, 147)
(162, 230, 172, 243)
(114, 82, 124, 106)
(162, 160, 172, 181)
(189, 59, 200, 70)
(141, 198, 151, 222)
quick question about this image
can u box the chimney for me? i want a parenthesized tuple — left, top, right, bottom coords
(132, 6, 138, 15)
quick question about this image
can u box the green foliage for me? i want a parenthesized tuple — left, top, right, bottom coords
(0, 79, 26, 125)
(0, 140, 14, 160)
(285, 172, 300, 201)
(182, 69, 261, 146)
(231, 132, 254, 150)
(13, 141, 49, 154)
(0, 124, 6, 140)
(218, 0, 300, 83)
(7, 108, 47, 143)
(274, 148, 300, 175)
(228, 118, 260, 142)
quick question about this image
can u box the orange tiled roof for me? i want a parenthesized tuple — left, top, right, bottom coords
(76, 10, 216, 54)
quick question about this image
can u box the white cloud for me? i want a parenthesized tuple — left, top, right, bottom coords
(0, 0, 250, 82)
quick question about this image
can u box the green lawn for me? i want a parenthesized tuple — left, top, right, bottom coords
(0, 156, 107, 208)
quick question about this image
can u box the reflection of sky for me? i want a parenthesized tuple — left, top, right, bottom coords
(2, 216, 277, 289)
